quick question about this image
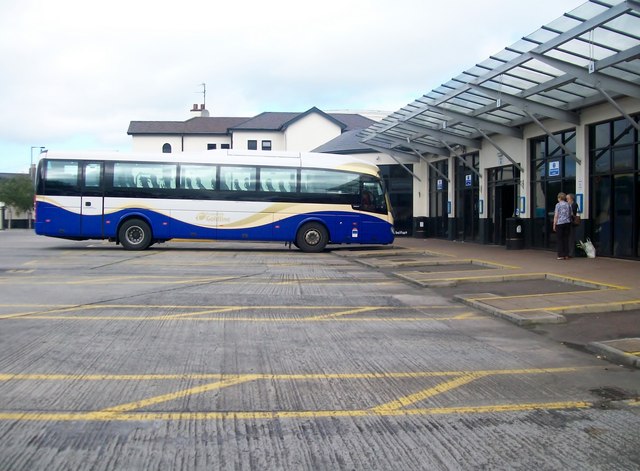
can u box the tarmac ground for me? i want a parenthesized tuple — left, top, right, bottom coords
(0, 230, 639, 469)
(342, 236, 640, 368)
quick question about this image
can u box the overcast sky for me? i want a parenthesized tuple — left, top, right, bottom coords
(0, 0, 584, 172)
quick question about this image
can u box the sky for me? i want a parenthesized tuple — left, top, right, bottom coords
(0, 0, 585, 173)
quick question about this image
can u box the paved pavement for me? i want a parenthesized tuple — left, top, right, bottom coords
(341, 237, 640, 368)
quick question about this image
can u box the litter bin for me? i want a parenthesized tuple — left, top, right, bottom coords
(506, 217, 524, 250)
(413, 217, 427, 238)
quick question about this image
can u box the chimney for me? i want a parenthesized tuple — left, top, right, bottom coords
(190, 104, 209, 117)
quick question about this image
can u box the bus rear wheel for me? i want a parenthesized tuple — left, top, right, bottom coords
(119, 219, 152, 251)
(296, 222, 328, 253)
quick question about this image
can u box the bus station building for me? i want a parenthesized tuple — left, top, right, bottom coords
(359, 0, 640, 260)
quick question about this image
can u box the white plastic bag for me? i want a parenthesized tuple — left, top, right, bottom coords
(577, 238, 596, 258)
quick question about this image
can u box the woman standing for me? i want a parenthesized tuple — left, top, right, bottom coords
(553, 192, 572, 260)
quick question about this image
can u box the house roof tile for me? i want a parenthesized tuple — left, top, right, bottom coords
(127, 117, 251, 135)
(127, 108, 376, 136)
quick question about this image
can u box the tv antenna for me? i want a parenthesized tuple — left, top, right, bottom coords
(200, 83, 206, 109)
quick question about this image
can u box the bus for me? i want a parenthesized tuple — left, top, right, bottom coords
(34, 150, 394, 252)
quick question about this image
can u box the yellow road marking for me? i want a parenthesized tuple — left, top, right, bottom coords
(0, 304, 468, 321)
(452, 312, 477, 320)
(407, 268, 500, 276)
(372, 373, 487, 412)
(370, 259, 518, 270)
(100, 375, 259, 414)
(470, 259, 520, 270)
(308, 307, 380, 320)
(156, 307, 242, 319)
(0, 401, 593, 422)
(0, 367, 590, 382)
(466, 289, 616, 302)
(0, 315, 481, 322)
(0, 369, 598, 419)
(400, 271, 630, 291)
(0, 277, 397, 286)
(66, 276, 235, 285)
(0, 275, 238, 285)
(0, 305, 95, 319)
(0, 304, 465, 310)
(508, 299, 640, 313)
(545, 273, 630, 290)
(402, 273, 546, 283)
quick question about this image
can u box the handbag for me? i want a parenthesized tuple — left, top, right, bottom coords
(572, 214, 581, 226)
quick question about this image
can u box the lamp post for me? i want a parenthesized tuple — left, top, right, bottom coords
(30, 146, 45, 181)
(30, 146, 45, 168)
(28, 146, 45, 229)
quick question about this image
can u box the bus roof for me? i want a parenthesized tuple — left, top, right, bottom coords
(39, 150, 381, 176)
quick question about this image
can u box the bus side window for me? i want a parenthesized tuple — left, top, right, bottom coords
(84, 162, 102, 189)
(221, 166, 257, 192)
(260, 167, 296, 193)
(42, 160, 80, 195)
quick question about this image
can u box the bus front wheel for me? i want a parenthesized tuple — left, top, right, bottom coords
(296, 222, 328, 253)
(119, 219, 152, 251)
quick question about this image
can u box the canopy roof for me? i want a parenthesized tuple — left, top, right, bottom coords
(360, 0, 640, 160)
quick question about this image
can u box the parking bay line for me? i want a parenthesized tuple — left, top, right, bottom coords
(0, 314, 481, 322)
(0, 304, 474, 322)
(506, 299, 640, 314)
(0, 367, 595, 382)
(0, 401, 593, 422)
(0, 367, 595, 421)
(0, 277, 399, 286)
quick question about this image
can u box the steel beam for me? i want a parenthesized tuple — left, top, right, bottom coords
(593, 43, 640, 70)
(366, 144, 423, 181)
(530, 52, 640, 99)
(395, 121, 482, 149)
(523, 111, 582, 165)
(406, 145, 450, 182)
(422, 103, 523, 139)
(627, 0, 640, 13)
(430, 1, 634, 107)
(363, 134, 450, 158)
(596, 86, 640, 133)
(439, 141, 482, 178)
(468, 84, 580, 125)
(474, 129, 524, 172)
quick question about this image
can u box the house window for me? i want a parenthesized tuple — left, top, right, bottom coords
(262, 140, 272, 151)
(248, 140, 257, 150)
(221, 144, 230, 149)
(162, 143, 172, 154)
(207, 143, 217, 150)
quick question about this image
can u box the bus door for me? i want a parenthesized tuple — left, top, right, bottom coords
(36, 159, 82, 237)
(357, 178, 391, 243)
(80, 162, 104, 237)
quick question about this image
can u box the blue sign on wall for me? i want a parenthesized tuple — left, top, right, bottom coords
(548, 160, 560, 177)
(465, 174, 472, 187)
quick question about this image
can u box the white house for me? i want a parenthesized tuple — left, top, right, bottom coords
(127, 106, 376, 154)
